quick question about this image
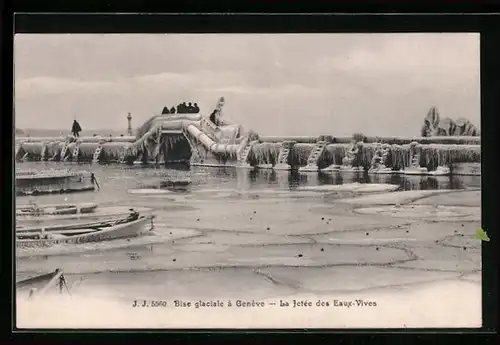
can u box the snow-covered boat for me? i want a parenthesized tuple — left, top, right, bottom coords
(16, 169, 97, 196)
(16, 212, 155, 248)
(16, 202, 98, 217)
(16, 269, 72, 299)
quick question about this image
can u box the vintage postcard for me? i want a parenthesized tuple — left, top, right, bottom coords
(14, 33, 482, 329)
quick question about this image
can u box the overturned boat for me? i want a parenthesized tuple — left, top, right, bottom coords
(15, 169, 99, 196)
(16, 202, 98, 217)
(16, 211, 155, 248)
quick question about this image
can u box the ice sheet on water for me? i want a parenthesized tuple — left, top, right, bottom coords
(355, 204, 479, 220)
(334, 190, 456, 205)
(127, 188, 172, 195)
(297, 183, 399, 193)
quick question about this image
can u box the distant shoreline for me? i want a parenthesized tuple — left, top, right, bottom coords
(16, 129, 130, 137)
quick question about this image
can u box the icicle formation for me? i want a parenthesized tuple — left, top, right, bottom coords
(45, 141, 61, 159)
(419, 144, 480, 168)
(292, 144, 314, 165)
(324, 143, 349, 166)
(78, 143, 99, 160)
(389, 144, 412, 170)
(164, 135, 183, 153)
(101, 143, 128, 161)
(369, 143, 392, 170)
(251, 142, 281, 164)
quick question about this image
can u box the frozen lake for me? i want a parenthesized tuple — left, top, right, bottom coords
(15, 162, 482, 328)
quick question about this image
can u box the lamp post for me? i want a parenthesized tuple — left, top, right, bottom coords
(127, 112, 132, 136)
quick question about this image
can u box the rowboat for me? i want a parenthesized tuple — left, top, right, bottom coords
(16, 269, 72, 299)
(16, 212, 135, 233)
(16, 206, 151, 229)
(16, 169, 82, 181)
(16, 202, 98, 217)
(16, 213, 155, 248)
(16, 169, 97, 196)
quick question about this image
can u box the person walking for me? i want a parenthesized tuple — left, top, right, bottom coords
(71, 120, 82, 138)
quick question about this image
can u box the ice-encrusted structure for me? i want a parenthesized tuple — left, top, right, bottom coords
(421, 107, 479, 137)
(15, 99, 481, 175)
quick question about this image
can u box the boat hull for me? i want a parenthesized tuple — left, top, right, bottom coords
(16, 203, 98, 217)
(15, 170, 96, 196)
(16, 186, 95, 197)
(16, 216, 155, 249)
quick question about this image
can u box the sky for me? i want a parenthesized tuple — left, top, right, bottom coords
(14, 33, 480, 137)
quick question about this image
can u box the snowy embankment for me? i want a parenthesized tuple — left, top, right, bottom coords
(17, 278, 480, 328)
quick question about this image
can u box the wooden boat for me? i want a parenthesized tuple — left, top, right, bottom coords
(16, 186, 95, 197)
(16, 269, 72, 299)
(16, 213, 155, 248)
(16, 202, 98, 217)
(16, 206, 146, 229)
(16, 169, 97, 196)
(16, 213, 134, 233)
(15, 169, 86, 181)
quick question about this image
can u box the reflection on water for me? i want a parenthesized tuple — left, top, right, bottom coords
(17, 162, 480, 197)
(241, 168, 479, 191)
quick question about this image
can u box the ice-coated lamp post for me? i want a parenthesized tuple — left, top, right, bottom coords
(127, 112, 132, 136)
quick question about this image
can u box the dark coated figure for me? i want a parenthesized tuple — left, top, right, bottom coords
(161, 106, 170, 115)
(177, 102, 188, 114)
(90, 172, 100, 190)
(187, 102, 195, 113)
(170, 107, 176, 114)
(209, 109, 217, 124)
(193, 103, 200, 113)
(71, 120, 82, 138)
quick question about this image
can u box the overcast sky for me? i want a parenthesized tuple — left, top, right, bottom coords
(14, 33, 480, 137)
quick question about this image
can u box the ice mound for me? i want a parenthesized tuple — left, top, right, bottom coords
(297, 183, 399, 193)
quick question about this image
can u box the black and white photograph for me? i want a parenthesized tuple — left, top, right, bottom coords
(14, 33, 482, 329)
